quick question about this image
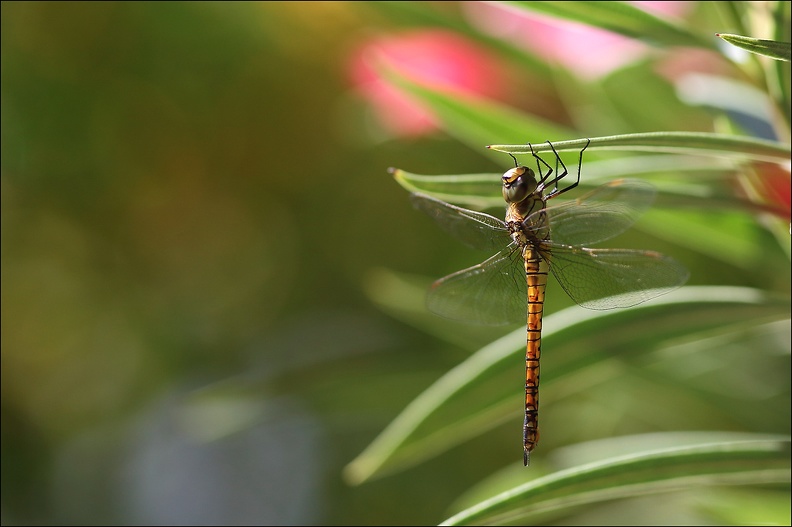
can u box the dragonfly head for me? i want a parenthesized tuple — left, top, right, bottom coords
(502, 166, 538, 203)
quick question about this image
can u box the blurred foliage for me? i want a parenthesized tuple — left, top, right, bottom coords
(1, 2, 790, 526)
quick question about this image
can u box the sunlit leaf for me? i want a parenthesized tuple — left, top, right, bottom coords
(717, 33, 792, 62)
(440, 437, 791, 526)
(344, 287, 791, 484)
(488, 132, 791, 163)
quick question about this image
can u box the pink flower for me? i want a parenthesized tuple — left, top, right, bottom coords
(349, 29, 512, 137)
(463, 2, 694, 80)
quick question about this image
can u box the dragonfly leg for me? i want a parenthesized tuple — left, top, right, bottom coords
(545, 138, 590, 199)
(508, 152, 519, 168)
(529, 142, 554, 187)
(539, 141, 568, 195)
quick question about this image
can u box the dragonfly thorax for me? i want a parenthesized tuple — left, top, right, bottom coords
(502, 166, 538, 203)
(506, 219, 529, 248)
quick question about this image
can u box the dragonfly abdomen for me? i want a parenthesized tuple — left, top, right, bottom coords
(523, 246, 547, 466)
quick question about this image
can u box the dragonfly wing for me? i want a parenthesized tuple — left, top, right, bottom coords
(426, 245, 527, 325)
(537, 179, 657, 247)
(547, 246, 689, 309)
(411, 192, 509, 252)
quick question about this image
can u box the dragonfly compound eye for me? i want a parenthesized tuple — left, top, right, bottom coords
(502, 166, 537, 203)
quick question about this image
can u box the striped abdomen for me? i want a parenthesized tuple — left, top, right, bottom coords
(523, 245, 547, 466)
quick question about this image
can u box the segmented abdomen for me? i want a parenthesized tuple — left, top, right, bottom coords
(523, 246, 547, 466)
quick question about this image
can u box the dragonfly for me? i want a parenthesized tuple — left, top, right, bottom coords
(409, 139, 689, 466)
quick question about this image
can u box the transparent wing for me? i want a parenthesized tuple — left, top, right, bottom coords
(426, 244, 527, 325)
(537, 179, 657, 247)
(411, 192, 509, 252)
(546, 246, 689, 309)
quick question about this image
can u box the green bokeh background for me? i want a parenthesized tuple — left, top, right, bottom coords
(1, 3, 503, 524)
(2, 2, 789, 526)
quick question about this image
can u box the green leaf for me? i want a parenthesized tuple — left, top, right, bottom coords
(638, 208, 779, 270)
(383, 70, 573, 151)
(391, 154, 789, 218)
(363, 268, 507, 352)
(717, 33, 792, 62)
(488, 132, 791, 162)
(697, 487, 792, 526)
(343, 287, 791, 484)
(385, 75, 789, 165)
(440, 437, 791, 526)
(390, 168, 502, 210)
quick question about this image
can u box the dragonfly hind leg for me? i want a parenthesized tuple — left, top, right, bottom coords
(543, 138, 591, 199)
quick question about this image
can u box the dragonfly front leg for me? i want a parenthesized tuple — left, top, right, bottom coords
(529, 142, 554, 189)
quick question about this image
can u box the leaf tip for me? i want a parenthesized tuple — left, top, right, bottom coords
(341, 459, 370, 486)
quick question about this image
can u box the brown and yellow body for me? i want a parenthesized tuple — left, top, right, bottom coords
(503, 168, 550, 466)
(522, 246, 548, 465)
(412, 138, 687, 467)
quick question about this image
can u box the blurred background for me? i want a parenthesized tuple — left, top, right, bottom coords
(2, 2, 789, 526)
